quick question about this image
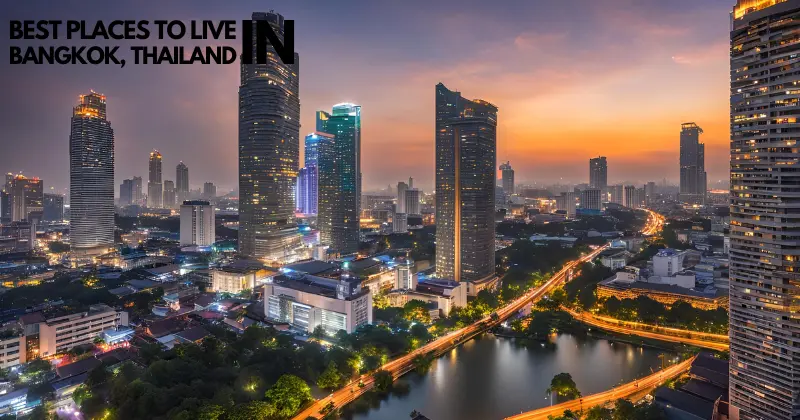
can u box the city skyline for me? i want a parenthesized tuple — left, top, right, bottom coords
(1, 0, 733, 193)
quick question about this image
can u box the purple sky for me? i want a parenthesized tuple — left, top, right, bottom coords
(1, 0, 734, 196)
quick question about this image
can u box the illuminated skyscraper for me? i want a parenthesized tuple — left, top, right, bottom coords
(69, 91, 114, 254)
(435, 83, 497, 284)
(176, 162, 189, 204)
(679, 123, 706, 205)
(238, 11, 302, 263)
(500, 161, 515, 195)
(730, 2, 800, 419)
(317, 104, 361, 255)
(297, 132, 325, 215)
(147, 150, 163, 208)
(589, 156, 607, 190)
(8, 174, 43, 222)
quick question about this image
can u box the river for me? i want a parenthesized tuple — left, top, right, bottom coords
(342, 333, 672, 420)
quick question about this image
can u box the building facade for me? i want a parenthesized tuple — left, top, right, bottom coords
(238, 11, 302, 263)
(69, 92, 115, 254)
(8, 175, 43, 222)
(147, 150, 163, 208)
(180, 200, 215, 246)
(317, 104, 362, 255)
(20, 304, 129, 358)
(679, 122, 706, 205)
(580, 188, 602, 211)
(163, 180, 176, 209)
(176, 162, 189, 204)
(297, 132, 326, 215)
(589, 156, 608, 190)
(435, 83, 497, 283)
(729, 2, 800, 419)
(500, 161, 515, 195)
(43, 193, 64, 222)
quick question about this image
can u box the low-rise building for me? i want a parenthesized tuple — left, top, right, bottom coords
(0, 330, 24, 369)
(529, 234, 578, 248)
(387, 278, 467, 317)
(20, 304, 129, 358)
(264, 273, 372, 335)
(599, 249, 634, 270)
(211, 260, 277, 294)
(652, 248, 686, 278)
(597, 276, 727, 310)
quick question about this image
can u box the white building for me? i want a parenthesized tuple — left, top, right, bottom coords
(396, 260, 417, 290)
(387, 278, 467, 317)
(20, 304, 129, 358)
(264, 274, 372, 334)
(405, 188, 421, 215)
(210, 261, 276, 294)
(180, 200, 215, 246)
(652, 248, 686, 278)
(0, 333, 24, 369)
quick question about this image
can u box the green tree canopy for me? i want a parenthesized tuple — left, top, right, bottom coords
(264, 374, 312, 418)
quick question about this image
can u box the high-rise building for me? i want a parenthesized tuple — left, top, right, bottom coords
(500, 161, 515, 195)
(392, 204, 408, 234)
(679, 122, 706, 205)
(202, 182, 216, 200)
(405, 188, 421, 216)
(645, 181, 656, 205)
(132, 176, 143, 206)
(8, 175, 43, 222)
(238, 11, 302, 263)
(163, 180, 176, 209)
(119, 179, 134, 206)
(623, 185, 636, 208)
(69, 91, 115, 254)
(317, 103, 362, 255)
(0, 191, 10, 224)
(610, 184, 624, 205)
(176, 162, 189, 204)
(297, 133, 326, 215)
(435, 83, 497, 283)
(556, 192, 577, 217)
(147, 150, 163, 208)
(729, 2, 800, 419)
(580, 188, 601, 211)
(397, 181, 408, 213)
(589, 156, 608, 190)
(180, 200, 215, 247)
(43, 193, 64, 222)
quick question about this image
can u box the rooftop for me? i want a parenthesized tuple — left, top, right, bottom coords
(655, 387, 715, 419)
(283, 260, 338, 275)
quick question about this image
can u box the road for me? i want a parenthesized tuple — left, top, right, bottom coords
(504, 355, 695, 420)
(563, 307, 729, 351)
(292, 209, 663, 419)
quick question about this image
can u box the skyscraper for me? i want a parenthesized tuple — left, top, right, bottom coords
(147, 150, 163, 208)
(679, 122, 706, 205)
(132, 176, 143, 206)
(500, 161, 515, 195)
(238, 11, 302, 263)
(580, 188, 601, 211)
(8, 174, 43, 222)
(435, 83, 497, 284)
(119, 179, 134, 206)
(297, 132, 326, 215)
(176, 162, 189, 204)
(396, 181, 408, 213)
(405, 188, 421, 216)
(203, 182, 216, 200)
(163, 180, 176, 209)
(180, 200, 215, 247)
(317, 103, 362, 255)
(69, 91, 114, 254)
(730, 2, 800, 419)
(589, 156, 607, 190)
(43, 193, 64, 222)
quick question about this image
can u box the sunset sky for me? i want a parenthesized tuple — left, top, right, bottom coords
(1, 0, 733, 194)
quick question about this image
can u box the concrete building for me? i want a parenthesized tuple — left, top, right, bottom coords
(387, 278, 467, 317)
(132, 176, 143, 206)
(176, 162, 189, 204)
(405, 188, 421, 216)
(8, 174, 43, 222)
(679, 122, 706, 205)
(392, 205, 408, 234)
(652, 248, 686, 278)
(623, 185, 636, 208)
(202, 182, 216, 201)
(556, 192, 577, 217)
(397, 181, 408, 213)
(264, 273, 372, 334)
(396, 258, 417, 290)
(180, 200, 215, 246)
(20, 304, 129, 358)
(43, 193, 64, 222)
(589, 156, 607, 190)
(0, 221, 35, 253)
(210, 261, 276, 294)
(69, 92, 115, 255)
(238, 11, 302, 263)
(147, 150, 163, 208)
(119, 179, 134, 206)
(435, 83, 497, 284)
(0, 332, 24, 369)
(580, 188, 602, 211)
(317, 104, 362, 255)
(729, 2, 800, 418)
(500, 161, 515, 195)
(163, 180, 176, 209)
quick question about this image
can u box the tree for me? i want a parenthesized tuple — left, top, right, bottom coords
(85, 365, 111, 387)
(72, 385, 91, 407)
(612, 399, 636, 420)
(197, 404, 226, 420)
(224, 401, 277, 420)
(546, 373, 581, 400)
(311, 325, 327, 341)
(372, 369, 393, 393)
(586, 405, 613, 420)
(317, 361, 341, 391)
(265, 374, 312, 418)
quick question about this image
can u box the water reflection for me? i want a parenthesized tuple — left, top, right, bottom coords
(341, 334, 670, 420)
